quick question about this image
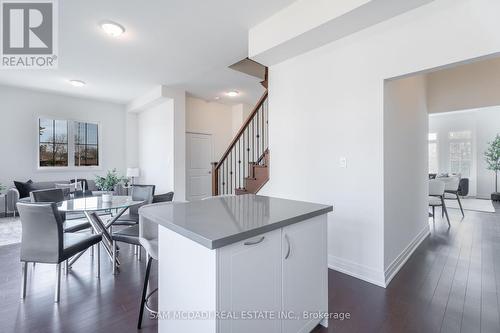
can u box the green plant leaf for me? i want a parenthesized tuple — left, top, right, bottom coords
(485, 134, 500, 172)
(95, 169, 126, 191)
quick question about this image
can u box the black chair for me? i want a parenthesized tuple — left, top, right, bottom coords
(458, 178, 469, 196)
(17, 202, 102, 302)
(70, 178, 89, 191)
(153, 192, 174, 203)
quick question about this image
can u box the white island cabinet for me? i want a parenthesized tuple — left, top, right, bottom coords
(140, 194, 332, 333)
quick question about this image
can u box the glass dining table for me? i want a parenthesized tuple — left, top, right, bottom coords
(59, 195, 144, 271)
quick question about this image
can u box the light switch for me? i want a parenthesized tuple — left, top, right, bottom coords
(339, 157, 347, 168)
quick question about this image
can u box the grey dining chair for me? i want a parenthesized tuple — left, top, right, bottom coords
(137, 199, 184, 328)
(17, 202, 102, 302)
(114, 185, 156, 226)
(429, 179, 450, 226)
(441, 176, 464, 217)
(30, 188, 91, 233)
(110, 224, 142, 274)
(109, 185, 157, 274)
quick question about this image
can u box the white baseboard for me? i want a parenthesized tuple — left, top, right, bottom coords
(384, 225, 430, 286)
(328, 255, 386, 288)
(328, 225, 430, 289)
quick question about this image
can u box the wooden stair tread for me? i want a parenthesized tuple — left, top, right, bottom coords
(235, 188, 249, 195)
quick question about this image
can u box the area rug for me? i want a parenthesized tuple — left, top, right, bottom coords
(0, 217, 21, 246)
(445, 198, 496, 213)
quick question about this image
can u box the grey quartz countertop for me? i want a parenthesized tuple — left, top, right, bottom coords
(139, 194, 333, 249)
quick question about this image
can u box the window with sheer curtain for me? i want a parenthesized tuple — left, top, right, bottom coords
(449, 130, 472, 177)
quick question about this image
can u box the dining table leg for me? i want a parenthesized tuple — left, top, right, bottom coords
(58, 197, 142, 274)
(83, 211, 121, 269)
(83, 207, 131, 273)
(68, 247, 89, 267)
(104, 207, 129, 229)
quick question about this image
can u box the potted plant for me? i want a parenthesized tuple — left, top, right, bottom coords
(0, 183, 5, 194)
(485, 134, 500, 201)
(95, 169, 126, 202)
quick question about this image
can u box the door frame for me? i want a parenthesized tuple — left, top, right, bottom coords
(186, 131, 214, 201)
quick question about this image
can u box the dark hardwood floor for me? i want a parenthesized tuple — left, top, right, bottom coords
(1, 203, 500, 333)
(313, 202, 500, 333)
(0, 243, 158, 333)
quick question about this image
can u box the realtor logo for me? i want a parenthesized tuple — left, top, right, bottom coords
(1, 0, 58, 68)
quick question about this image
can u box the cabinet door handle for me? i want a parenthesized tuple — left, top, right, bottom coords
(244, 236, 265, 246)
(284, 234, 291, 259)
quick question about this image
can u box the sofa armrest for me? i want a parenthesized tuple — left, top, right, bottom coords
(6, 188, 20, 212)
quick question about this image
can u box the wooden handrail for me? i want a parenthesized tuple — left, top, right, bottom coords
(214, 91, 268, 171)
(211, 162, 219, 196)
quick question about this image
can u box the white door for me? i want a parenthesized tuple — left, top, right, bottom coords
(282, 215, 328, 333)
(218, 229, 283, 333)
(186, 133, 213, 201)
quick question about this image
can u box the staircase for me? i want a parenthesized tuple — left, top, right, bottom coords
(212, 91, 269, 196)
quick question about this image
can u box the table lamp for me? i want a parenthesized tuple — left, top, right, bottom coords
(127, 167, 140, 185)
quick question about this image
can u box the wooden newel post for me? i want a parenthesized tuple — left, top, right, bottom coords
(211, 162, 218, 196)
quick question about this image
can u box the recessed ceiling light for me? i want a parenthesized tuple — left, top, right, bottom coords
(69, 80, 86, 87)
(225, 90, 239, 97)
(100, 20, 125, 37)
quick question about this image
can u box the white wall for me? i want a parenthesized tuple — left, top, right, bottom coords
(126, 113, 139, 168)
(249, 0, 434, 65)
(429, 107, 500, 199)
(127, 86, 186, 200)
(257, 0, 500, 286)
(0, 85, 127, 188)
(384, 75, 429, 282)
(186, 97, 233, 161)
(231, 103, 253, 136)
(137, 100, 174, 194)
(186, 96, 252, 162)
(170, 89, 187, 202)
(427, 57, 500, 114)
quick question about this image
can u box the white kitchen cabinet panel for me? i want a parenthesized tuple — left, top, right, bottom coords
(218, 229, 282, 333)
(282, 214, 328, 333)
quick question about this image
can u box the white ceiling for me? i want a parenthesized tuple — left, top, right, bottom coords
(0, 0, 293, 105)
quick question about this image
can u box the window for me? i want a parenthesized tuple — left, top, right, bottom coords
(38, 118, 99, 168)
(39, 119, 68, 167)
(75, 122, 99, 166)
(448, 130, 471, 140)
(428, 133, 438, 174)
(449, 130, 472, 177)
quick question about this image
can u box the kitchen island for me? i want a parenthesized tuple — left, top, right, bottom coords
(139, 194, 333, 333)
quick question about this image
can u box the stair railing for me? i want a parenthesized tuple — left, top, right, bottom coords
(212, 91, 269, 195)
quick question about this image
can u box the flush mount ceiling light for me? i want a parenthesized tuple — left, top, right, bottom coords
(69, 80, 86, 87)
(225, 90, 239, 97)
(100, 20, 125, 37)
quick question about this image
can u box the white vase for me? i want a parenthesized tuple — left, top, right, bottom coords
(102, 193, 113, 203)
